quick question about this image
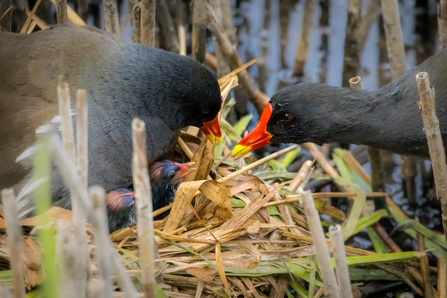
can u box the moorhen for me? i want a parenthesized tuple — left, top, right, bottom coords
(0, 26, 222, 207)
(106, 160, 193, 232)
(233, 48, 447, 158)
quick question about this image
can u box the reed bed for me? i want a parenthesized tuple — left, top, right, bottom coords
(0, 63, 444, 297)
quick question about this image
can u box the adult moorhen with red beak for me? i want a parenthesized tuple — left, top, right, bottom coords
(233, 49, 447, 158)
(106, 160, 193, 232)
(0, 26, 222, 206)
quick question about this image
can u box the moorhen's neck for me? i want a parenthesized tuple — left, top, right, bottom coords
(299, 82, 430, 156)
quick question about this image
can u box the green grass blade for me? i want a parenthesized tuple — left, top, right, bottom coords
(281, 148, 301, 168)
(353, 209, 388, 235)
(233, 114, 253, 136)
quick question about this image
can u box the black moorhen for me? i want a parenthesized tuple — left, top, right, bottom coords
(233, 48, 447, 158)
(0, 26, 222, 206)
(106, 160, 193, 232)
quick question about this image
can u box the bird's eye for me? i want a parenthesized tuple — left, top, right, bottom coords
(168, 170, 176, 179)
(283, 113, 292, 123)
(202, 108, 209, 114)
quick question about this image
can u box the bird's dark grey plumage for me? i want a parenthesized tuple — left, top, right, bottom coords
(0, 26, 221, 210)
(265, 48, 447, 157)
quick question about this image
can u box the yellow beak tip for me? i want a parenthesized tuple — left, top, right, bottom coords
(231, 144, 252, 157)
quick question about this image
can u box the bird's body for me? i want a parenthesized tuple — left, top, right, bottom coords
(0, 26, 221, 208)
(105, 160, 192, 232)
(234, 48, 447, 158)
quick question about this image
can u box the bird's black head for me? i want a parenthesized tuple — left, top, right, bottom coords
(118, 47, 222, 141)
(232, 83, 347, 156)
(149, 160, 193, 211)
(106, 188, 137, 232)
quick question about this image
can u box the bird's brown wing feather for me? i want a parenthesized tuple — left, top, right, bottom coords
(0, 25, 123, 189)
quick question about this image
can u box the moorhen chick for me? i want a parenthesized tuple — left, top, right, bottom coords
(0, 26, 222, 206)
(232, 48, 447, 158)
(106, 160, 193, 232)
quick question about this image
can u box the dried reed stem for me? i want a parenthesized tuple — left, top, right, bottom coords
(56, 0, 68, 25)
(359, 0, 381, 54)
(127, 0, 137, 39)
(439, 0, 447, 50)
(140, 0, 156, 46)
(103, 0, 120, 35)
(49, 0, 86, 26)
(416, 72, 447, 244)
(349, 76, 385, 209)
(416, 225, 433, 298)
(292, 0, 316, 77)
(288, 160, 313, 192)
(439, 258, 447, 298)
(342, 0, 361, 87)
(210, 0, 230, 78)
(380, 0, 406, 80)
(132, 118, 156, 298)
(20, 0, 42, 33)
(90, 186, 113, 298)
(175, 0, 186, 55)
(300, 190, 340, 298)
(75, 89, 89, 293)
(220, 0, 236, 45)
(0, 283, 12, 298)
(207, 4, 269, 115)
(329, 224, 353, 298)
(132, 4, 141, 43)
(157, 0, 179, 53)
(58, 81, 89, 295)
(26, 20, 37, 34)
(178, 137, 194, 159)
(192, 0, 206, 63)
(1, 188, 25, 298)
(26, 10, 49, 30)
(49, 134, 139, 298)
(55, 220, 83, 298)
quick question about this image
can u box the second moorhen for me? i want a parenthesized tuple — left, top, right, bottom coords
(233, 48, 447, 158)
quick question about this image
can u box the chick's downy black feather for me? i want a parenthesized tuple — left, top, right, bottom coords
(0, 26, 221, 211)
(106, 160, 191, 232)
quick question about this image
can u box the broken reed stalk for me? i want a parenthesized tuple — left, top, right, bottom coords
(416, 225, 433, 298)
(292, 0, 315, 77)
(220, 0, 236, 45)
(300, 190, 340, 298)
(55, 220, 82, 298)
(439, 0, 447, 50)
(90, 186, 113, 298)
(132, 4, 141, 43)
(127, 0, 137, 39)
(380, 0, 406, 80)
(359, 0, 381, 54)
(131, 118, 156, 298)
(349, 76, 386, 210)
(26, 20, 37, 34)
(58, 82, 89, 294)
(1, 189, 25, 298)
(49, 0, 86, 26)
(288, 160, 313, 192)
(192, 0, 207, 63)
(157, 0, 179, 53)
(55, 0, 68, 25)
(207, 4, 269, 116)
(439, 258, 447, 298)
(176, 0, 186, 55)
(329, 224, 353, 298)
(20, 0, 42, 33)
(416, 72, 447, 244)
(26, 10, 50, 30)
(210, 0, 230, 78)
(140, 0, 156, 47)
(342, 0, 362, 87)
(0, 284, 12, 298)
(103, 0, 120, 35)
(49, 134, 139, 298)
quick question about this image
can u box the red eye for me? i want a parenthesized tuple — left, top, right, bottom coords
(283, 113, 292, 122)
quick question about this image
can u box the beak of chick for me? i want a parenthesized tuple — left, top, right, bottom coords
(174, 161, 196, 180)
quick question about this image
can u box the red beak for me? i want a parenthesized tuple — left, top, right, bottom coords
(201, 113, 222, 145)
(232, 103, 273, 157)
